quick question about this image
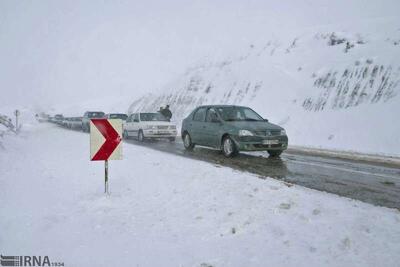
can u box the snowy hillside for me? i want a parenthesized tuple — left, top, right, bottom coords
(128, 21, 400, 156)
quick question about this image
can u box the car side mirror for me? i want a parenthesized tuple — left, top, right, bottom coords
(134, 119, 139, 122)
(264, 119, 269, 122)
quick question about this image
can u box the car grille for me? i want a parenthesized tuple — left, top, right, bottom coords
(254, 130, 281, 136)
(157, 126, 169, 130)
(254, 144, 283, 148)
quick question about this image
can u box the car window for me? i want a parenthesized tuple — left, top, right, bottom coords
(217, 107, 263, 121)
(243, 108, 263, 121)
(127, 114, 134, 122)
(205, 108, 218, 122)
(109, 114, 127, 120)
(193, 108, 207, 122)
(88, 112, 105, 118)
(139, 113, 168, 121)
(134, 114, 139, 122)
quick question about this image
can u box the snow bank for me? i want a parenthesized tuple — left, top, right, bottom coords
(1, 123, 399, 266)
(128, 20, 400, 157)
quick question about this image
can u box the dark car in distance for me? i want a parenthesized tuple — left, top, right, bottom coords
(54, 114, 64, 125)
(105, 113, 128, 121)
(81, 111, 105, 132)
(181, 105, 288, 157)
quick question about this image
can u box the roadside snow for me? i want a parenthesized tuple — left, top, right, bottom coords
(1, 123, 399, 267)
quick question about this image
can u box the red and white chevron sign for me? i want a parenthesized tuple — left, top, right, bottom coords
(90, 119, 122, 161)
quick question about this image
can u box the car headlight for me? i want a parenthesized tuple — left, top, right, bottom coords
(238, 130, 254, 136)
(280, 129, 286, 135)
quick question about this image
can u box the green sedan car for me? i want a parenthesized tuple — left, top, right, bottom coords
(181, 105, 288, 157)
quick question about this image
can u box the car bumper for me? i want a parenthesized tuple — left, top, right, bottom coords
(143, 129, 177, 138)
(232, 135, 289, 151)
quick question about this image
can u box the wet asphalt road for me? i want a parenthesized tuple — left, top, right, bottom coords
(124, 137, 400, 210)
(56, 124, 400, 209)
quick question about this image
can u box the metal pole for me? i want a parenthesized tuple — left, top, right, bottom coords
(105, 160, 109, 194)
(15, 111, 18, 130)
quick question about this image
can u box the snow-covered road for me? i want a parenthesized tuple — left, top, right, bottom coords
(1, 123, 400, 267)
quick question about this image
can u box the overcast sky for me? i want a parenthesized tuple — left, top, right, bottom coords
(1, 0, 398, 110)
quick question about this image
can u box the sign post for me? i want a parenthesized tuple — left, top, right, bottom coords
(14, 109, 20, 131)
(90, 119, 122, 194)
(105, 160, 109, 193)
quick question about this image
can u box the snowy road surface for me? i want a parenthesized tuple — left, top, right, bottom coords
(124, 137, 400, 210)
(1, 123, 400, 267)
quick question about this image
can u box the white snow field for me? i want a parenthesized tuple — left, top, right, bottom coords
(1, 122, 399, 267)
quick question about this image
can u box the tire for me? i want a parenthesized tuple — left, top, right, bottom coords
(138, 130, 145, 142)
(183, 132, 195, 150)
(222, 135, 238, 157)
(123, 130, 129, 139)
(268, 150, 283, 157)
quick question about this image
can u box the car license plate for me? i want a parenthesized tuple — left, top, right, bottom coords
(263, 140, 279, 145)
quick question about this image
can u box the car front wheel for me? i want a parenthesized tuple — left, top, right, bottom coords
(138, 130, 145, 142)
(183, 133, 195, 150)
(222, 136, 238, 157)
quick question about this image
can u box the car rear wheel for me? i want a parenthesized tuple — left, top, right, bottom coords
(222, 136, 238, 157)
(138, 130, 145, 142)
(183, 133, 195, 150)
(268, 150, 283, 157)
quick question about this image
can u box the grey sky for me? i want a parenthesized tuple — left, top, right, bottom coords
(1, 0, 398, 109)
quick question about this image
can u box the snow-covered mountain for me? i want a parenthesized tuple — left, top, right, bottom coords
(128, 21, 400, 156)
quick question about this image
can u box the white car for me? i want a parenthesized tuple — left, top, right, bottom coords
(123, 112, 177, 142)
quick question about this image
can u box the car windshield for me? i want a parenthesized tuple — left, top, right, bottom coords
(88, 112, 105, 118)
(140, 113, 168, 121)
(109, 114, 127, 120)
(216, 107, 264, 121)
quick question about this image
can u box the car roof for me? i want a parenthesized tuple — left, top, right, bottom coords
(196, 105, 248, 109)
(131, 112, 159, 114)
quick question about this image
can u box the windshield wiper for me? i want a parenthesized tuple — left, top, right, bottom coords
(244, 118, 261, 121)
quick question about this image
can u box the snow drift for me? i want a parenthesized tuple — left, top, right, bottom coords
(128, 21, 400, 156)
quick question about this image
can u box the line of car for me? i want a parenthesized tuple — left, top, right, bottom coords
(46, 105, 289, 158)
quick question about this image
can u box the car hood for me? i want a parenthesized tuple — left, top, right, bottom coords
(225, 121, 283, 131)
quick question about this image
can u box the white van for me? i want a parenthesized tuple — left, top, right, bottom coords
(124, 112, 177, 142)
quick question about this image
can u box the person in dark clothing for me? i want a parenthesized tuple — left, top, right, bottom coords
(160, 105, 172, 121)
